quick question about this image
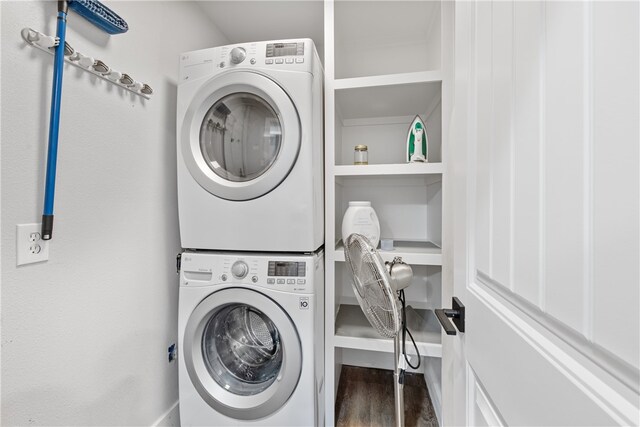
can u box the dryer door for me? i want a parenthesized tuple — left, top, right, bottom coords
(183, 287, 302, 420)
(180, 71, 301, 201)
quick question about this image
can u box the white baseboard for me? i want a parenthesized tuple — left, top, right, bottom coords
(152, 401, 180, 427)
(423, 358, 442, 427)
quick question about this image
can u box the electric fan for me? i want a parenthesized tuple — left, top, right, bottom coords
(343, 233, 420, 427)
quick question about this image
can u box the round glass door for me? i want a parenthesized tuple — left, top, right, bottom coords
(200, 93, 282, 183)
(202, 304, 282, 396)
(181, 71, 301, 201)
(183, 288, 302, 420)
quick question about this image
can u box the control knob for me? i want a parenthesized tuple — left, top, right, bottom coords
(230, 47, 246, 64)
(231, 260, 249, 279)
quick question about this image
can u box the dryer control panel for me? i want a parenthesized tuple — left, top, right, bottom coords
(179, 251, 321, 294)
(179, 39, 316, 82)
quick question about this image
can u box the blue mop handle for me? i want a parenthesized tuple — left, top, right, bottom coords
(42, 5, 68, 240)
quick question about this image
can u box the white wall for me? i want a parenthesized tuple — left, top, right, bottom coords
(1, 2, 227, 425)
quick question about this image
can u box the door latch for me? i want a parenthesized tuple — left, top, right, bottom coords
(435, 297, 465, 335)
(176, 253, 182, 274)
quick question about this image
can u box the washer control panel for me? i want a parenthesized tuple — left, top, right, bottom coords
(231, 260, 249, 279)
(266, 260, 308, 288)
(180, 252, 317, 294)
(267, 260, 306, 277)
(225, 257, 309, 292)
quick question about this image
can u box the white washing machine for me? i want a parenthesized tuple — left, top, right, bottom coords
(177, 39, 324, 252)
(178, 250, 325, 426)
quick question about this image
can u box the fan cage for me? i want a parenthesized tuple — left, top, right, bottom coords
(344, 233, 401, 338)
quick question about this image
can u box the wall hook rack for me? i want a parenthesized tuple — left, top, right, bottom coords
(21, 27, 153, 100)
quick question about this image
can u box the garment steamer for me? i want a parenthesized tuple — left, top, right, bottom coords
(41, 0, 128, 240)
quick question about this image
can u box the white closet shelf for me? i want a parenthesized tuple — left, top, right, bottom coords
(334, 240, 442, 266)
(334, 304, 442, 358)
(333, 70, 443, 90)
(339, 295, 435, 311)
(335, 78, 442, 121)
(333, 1, 441, 80)
(334, 162, 444, 177)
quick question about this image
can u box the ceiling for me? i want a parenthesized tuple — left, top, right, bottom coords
(198, 1, 325, 62)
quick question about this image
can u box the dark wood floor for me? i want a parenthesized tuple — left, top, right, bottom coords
(335, 366, 439, 427)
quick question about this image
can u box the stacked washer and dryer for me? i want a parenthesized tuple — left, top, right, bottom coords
(176, 39, 324, 426)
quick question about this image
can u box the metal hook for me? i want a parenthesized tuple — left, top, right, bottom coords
(63, 41, 74, 57)
(21, 27, 152, 100)
(119, 73, 134, 86)
(93, 59, 110, 74)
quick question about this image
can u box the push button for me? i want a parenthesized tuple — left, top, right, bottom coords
(275, 58, 284, 64)
(297, 279, 306, 284)
(295, 58, 304, 63)
(267, 278, 275, 284)
(265, 59, 274, 64)
(285, 58, 294, 64)
(251, 276, 258, 283)
(287, 279, 295, 284)
(277, 279, 285, 284)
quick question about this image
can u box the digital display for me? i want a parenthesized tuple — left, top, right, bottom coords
(268, 261, 306, 277)
(266, 42, 304, 57)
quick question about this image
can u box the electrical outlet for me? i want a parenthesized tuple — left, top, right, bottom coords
(17, 223, 49, 266)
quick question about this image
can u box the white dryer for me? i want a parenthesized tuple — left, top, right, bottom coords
(178, 251, 324, 426)
(177, 39, 324, 252)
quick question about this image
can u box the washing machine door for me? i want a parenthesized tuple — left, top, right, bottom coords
(183, 287, 302, 420)
(180, 71, 301, 201)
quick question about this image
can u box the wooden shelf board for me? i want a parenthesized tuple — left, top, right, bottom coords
(334, 240, 442, 266)
(333, 163, 444, 177)
(334, 304, 442, 358)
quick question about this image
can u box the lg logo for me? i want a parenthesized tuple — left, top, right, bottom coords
(299, 297, 309, 310)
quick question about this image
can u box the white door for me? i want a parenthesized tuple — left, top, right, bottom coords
(180, 71, 301, 201)
(443, 1, 639, 425)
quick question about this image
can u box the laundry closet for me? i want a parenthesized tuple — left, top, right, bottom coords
(204, 1, 456, 423)
(173, 0, 456, 423)
(175, 0, 455, 423)
(324, 1, 451, 425)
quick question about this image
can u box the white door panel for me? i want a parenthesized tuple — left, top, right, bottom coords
(591, 2, 640, 367)
(445, 1, 639, 425)
(474, 0, 492, 277)
(489, 0, 513, 289)
(468, 367, 505, 427)
(468, 282, 636, 426)
(512, 1, 543, 308)
(544, 1, 588, 332)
